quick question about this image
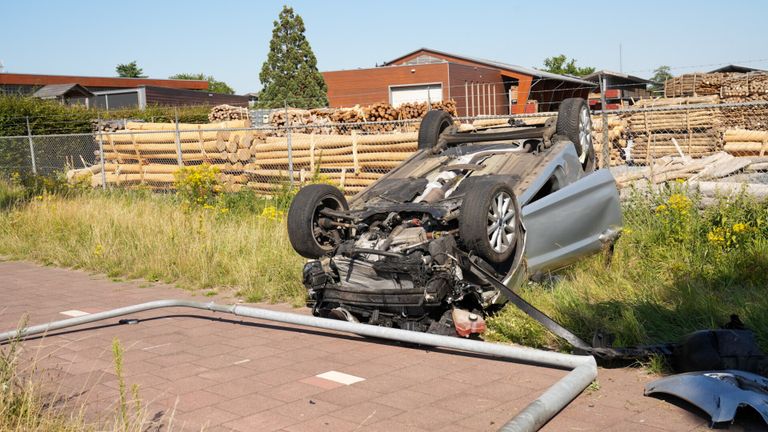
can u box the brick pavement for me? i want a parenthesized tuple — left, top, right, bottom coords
(0, 260, 730, 431)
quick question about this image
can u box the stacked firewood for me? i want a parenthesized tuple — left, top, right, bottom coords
(665, 72, 768, 100)
(208, 104, 250, 122)
(267, 100, 458, 134)
(721, 73, 768, 101)
(92, 119, 127, 132)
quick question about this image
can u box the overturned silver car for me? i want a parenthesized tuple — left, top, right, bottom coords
(287, 98, 622, 337)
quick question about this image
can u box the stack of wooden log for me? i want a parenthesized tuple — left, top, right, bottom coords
(208, 104, 250, 122)
(267, 100, 458, 134)
(97, 119, 254, 189)
(665, 72, 768, 100)
(621, 96, 721, 164)
(245, 131, 418, 195)
(723, 129, 768, 157)
(591, 114, 625, 166)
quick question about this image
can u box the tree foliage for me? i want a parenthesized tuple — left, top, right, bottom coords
(169, 73, 235, 95)
(258, 6, 327, 108)
(115, 61, 146, 78)
(542, 55, 595, 77)
(650, 66, 673, 92)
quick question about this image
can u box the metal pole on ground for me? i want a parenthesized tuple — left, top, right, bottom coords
(174, 108, 183, 167)
(285, 100, 294, 189)
(25, 117, 37, 175)
(0, 299, 597, 432)
(599, 74, 610, 168)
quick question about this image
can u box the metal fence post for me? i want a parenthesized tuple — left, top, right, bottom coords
(285, 101, 294, 189)
(25, 117, 37, 175)
(174, 108, 183, 167)
(599, 74, 610, 168)
(96, 114, 107, 189)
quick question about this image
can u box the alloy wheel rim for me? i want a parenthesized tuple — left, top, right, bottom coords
(487, 191, 516, 253)
(578, 106, 592, 164)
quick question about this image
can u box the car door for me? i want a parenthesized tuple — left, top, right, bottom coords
(520, 169, 622, 273)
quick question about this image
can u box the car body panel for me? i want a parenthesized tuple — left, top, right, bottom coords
(645, 370, 768, 426)
(522, 168, 623, 272)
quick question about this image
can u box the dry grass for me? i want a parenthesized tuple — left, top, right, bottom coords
(0, 189, 305, 306)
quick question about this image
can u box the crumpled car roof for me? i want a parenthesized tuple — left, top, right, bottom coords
(645, 370, 768, 426)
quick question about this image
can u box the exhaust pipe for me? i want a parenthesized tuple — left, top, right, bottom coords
(0, 300, 596, 432)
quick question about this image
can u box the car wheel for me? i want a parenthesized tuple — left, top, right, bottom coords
(556, 98, 595, 171)
(287, 184, 349, 259)
(418, 110, 453, 151)
(459, 182, 518, 264)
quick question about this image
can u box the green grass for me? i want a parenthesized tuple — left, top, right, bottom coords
(487, 184, 768, 352)
(1, 178, 767, 353)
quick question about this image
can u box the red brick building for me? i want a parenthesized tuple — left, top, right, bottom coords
(322, 48, 596, 116)
(0, 73, 248, 109)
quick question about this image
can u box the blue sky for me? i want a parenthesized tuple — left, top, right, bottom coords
(2, 0, 766, 93)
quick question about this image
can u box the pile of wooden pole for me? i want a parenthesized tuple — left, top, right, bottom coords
(208, 104, 250, 122)
(97, 119, 253, 189)
(723, 129, 768, 157)
(245, 131, 418, 195)
(591, 114, 625, 166)
(721, 73, 768, 100)
(622, 96, 721, 164)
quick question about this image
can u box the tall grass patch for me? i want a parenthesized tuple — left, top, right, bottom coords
(487, 184, 768, 351)
(0, 190, 305, 305)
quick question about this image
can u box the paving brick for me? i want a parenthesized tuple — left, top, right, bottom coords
(283, 414, 360, 432)
(224, 410, 299, 432)
(0, 262, 712, 432)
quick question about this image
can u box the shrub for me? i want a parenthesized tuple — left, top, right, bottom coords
(173, 163, 221, 207)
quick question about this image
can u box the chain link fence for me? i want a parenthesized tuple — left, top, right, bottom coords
(1, 100, 767, 197)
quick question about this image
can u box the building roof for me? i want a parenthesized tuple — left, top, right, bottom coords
(582, 70, 652, 84)
(32, 83, 93, 99)
(0, 73, 208, 90)
(383, 48, 597, 87)
(707, 65, 767, 74)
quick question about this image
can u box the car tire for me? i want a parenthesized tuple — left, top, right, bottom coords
(556, 98, 595, 171)
(459, 182, 518, 264)
(287, 184, 349, 259)
(418, 110, 453, 151)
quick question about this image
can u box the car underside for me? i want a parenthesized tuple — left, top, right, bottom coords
(287, 98, 622, 338)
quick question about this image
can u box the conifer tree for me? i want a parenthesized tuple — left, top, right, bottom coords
(259, 6, 327, 108)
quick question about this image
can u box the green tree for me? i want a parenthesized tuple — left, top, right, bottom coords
(258, 6, 327, 108)
(650, 65, 673, 93)
(115, 61, 146, 78)
(541, 55, 595, 77)
(169, 73, 236, 94)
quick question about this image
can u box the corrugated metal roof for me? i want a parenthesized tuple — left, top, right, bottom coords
(32, 83, 93, 99)
(384, 48, 597, 87)
(582, 70, 653, 84)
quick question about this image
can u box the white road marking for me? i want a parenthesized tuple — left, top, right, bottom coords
(233, 359, 251, 365)
(60, 310, 89, 317)
(142, 343, 171, 351)
(315, 370, 365, 385)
